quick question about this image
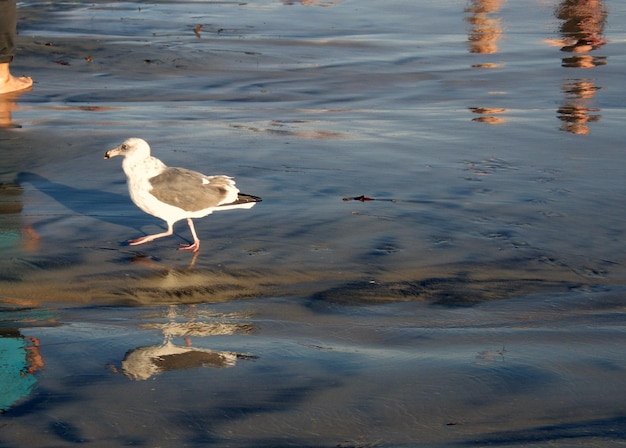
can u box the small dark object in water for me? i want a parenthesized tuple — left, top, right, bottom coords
(342, 195, 375, 202)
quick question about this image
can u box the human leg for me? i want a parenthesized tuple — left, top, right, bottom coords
(0, 0, 17, 64)
(0, 0, 32, 95)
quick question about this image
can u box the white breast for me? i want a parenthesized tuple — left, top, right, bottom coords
(123, 156, 190, 222)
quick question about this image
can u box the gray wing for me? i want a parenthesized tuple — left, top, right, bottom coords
(148, 167, 236, 212)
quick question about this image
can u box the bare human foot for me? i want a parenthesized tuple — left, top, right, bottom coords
(0, 63, 32, 95)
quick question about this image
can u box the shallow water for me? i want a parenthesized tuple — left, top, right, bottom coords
(1, 0, 626, 446)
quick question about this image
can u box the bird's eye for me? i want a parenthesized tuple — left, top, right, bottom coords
(121, 144, 128, 150)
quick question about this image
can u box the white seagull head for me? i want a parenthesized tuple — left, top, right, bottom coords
(104, 137, 151, 160)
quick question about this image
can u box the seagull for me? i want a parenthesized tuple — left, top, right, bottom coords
(104, 138, 261, 252)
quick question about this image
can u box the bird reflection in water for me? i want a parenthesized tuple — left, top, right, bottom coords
(112, 305, 257, 381)
(552, 0, 607, 134)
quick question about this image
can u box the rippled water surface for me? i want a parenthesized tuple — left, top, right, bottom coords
(1, 0, 626, 446)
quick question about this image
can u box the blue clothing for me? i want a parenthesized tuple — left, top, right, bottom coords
(0, 336, 36, 412)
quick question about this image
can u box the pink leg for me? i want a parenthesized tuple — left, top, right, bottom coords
(129, 223, 174, 246)
(178, 218, 201, 252)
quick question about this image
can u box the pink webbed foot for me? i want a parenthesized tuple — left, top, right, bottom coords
(178, 241, 200, 252)
(179, 219, 201, 253)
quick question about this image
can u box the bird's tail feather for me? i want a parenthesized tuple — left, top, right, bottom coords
(220, 193, 262, 207)
(235, 193, 262, 204)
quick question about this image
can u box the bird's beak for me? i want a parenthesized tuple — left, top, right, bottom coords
(104, 146, 122, 160)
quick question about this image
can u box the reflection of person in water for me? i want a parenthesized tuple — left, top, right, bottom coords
(0, 330, 44, 412)
(553, 0, 607, 134)
(464, 0, 503, 55)
(464, 0, 508, 124)
(552, 0, 607, 68)
(0, 92, 20, 128)
(0, 182, 40, 250)
(557, 79, 601, 135)
(556, 0, 607, 57)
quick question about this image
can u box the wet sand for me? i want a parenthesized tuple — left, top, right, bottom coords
(2, 0, 626, 446)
